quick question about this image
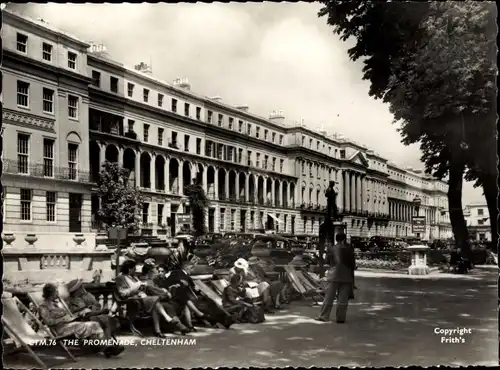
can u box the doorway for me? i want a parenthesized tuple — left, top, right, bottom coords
(69, 193, 82, 233)
(240, 209, 246, 232)
(208, 208, 215, 232)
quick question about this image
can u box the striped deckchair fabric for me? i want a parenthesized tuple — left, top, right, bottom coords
(283, 265, 323, 305)
(2, 296, 76, 369)
(210, 279, 229, 296)
(192, 279, 223, 308)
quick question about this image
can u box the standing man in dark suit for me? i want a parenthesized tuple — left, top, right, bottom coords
(315, 233, 356, 323)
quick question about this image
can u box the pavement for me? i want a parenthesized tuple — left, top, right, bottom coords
(4, 270, 498, 368)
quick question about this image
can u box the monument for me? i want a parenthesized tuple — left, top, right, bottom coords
(318, 181, 347, 277)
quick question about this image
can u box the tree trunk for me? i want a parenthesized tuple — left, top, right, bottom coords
(447, 160, 470, 257)
(481, 174, 498, 252)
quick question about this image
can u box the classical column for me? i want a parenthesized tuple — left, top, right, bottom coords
(337, 170, 343, 211)
(118, 147, 124, 168)
(135, 150, 141, 187)
(344, 171, 350, 212)
(99, 143, 106, 167)
(150, 153, 156, 191)
(369, 179, 373, 212)
(350, 172, 356, 212)
(202, 165, 208, 194)
(263, 179, 267, 205)
(245, 175, 250, 202)
(235, 174, 240, 201)
(165, 157, 170, 193)
(271, 179, 275, 206)
(254, 179, 259, 203)
(357, 175, 362, 212)
(225, 172, 230, 199)
(178, 160, 184, 196)
(214, 168, 219, 200)
(278, 181, 283, 207)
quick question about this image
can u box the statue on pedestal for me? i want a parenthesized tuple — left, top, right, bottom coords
(325, 181, 339, 221)
(318, 181, 340, 277)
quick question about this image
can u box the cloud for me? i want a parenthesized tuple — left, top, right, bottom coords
(6, 2, 484, 204)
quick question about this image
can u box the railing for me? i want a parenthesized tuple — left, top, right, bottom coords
(3, 159, 91, 182)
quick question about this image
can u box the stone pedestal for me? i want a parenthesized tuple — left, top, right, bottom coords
(318, 221, 347, 277)
(407, 245, 430, 275)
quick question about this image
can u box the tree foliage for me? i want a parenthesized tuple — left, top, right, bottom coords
(96, 161, 144, 233)
(185, 179, 210, 237)
(319, 1, 497, 251)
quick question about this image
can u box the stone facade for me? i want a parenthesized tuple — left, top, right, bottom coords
(1, 9, 452, 251)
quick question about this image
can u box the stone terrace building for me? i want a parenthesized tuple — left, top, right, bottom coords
(1, 10, 452, 248)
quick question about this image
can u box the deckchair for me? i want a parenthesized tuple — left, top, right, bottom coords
(212, 276, 263, 306)
(210, 278, 229, 296)
(283, 265, 323, 305)
(27, 291, 80, 341)
(2, 296, 77, 369)
(111, 289, 150, 337)
(192, 278, 224, 308)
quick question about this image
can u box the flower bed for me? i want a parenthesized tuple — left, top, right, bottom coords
(356, 258, 407, 270)
(355, 247, 490, 269)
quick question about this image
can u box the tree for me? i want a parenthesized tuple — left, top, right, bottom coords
(318, 1, 497, 254)
(184, 177, 210, 237)
(96, 161, 144, 233)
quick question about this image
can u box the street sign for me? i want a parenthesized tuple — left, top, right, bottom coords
(176, 213, 192, 224)
(108, 227, 127, 240)
(108, 227, 127, 278)
(412, 216, 426, 233)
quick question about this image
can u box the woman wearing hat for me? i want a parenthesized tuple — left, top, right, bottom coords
(247, 256, 285, 310)
(229, 258, 274, 313)
(65, 279, 120, 339)
(115, 260, 189, 336)
(38, 283, 123, 358)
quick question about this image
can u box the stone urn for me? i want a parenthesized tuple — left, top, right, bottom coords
(73, 233, 86, 246)
(2, 233, 16, 246)
(148, 245, 173, 264)
(25, 234, 38, 246)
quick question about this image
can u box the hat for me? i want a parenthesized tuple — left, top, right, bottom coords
(234, 258, 249, 270)
(248, 256, 261, 264)
(66, 279, 83, 293)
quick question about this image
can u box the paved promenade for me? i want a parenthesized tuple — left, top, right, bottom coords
(4, 271, 497, 368)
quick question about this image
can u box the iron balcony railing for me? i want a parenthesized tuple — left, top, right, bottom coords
(3, 159, 91, 182)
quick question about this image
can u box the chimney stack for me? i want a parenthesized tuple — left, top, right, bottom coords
(236, 105, 249, 112)
(173, 78, 191, 91)
(269, 110, 285, 125)
(88, 42, 108, 55)
(134, 62, 152, 74)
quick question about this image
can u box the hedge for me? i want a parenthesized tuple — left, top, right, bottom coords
(355, 248, 489, 266)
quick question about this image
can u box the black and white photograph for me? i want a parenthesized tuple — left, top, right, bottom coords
(1, 1, 498, 368)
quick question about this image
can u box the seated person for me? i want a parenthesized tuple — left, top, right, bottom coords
(39, 283, 123, 358)
(141, 263, 203, 332)
(229, 258, 274, 313)
(154, 262, 221, 329)
(115, 260, 188, 336)
(222, 274, 265, 324)
(65, 279, 120, 339)
(247, 256, 285, 309)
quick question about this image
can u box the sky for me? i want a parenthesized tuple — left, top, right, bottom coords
(7, 2, 484, 204)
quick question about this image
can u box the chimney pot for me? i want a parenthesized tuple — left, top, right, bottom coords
(236, 105, 249, 112)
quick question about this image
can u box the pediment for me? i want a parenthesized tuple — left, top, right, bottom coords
(348, 151, 369, 167)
